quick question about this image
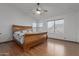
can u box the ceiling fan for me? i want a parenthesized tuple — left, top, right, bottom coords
(32, 3, 48, 15)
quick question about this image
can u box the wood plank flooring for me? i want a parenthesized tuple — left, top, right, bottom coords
(0, 39, 79, 56)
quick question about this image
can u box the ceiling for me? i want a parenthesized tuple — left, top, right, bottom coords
(7, 3, 79, 20)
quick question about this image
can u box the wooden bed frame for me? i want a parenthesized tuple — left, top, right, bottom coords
(12, 25, 48, 50)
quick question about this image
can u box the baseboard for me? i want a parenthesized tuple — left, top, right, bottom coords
(48, 37, 79, 44)
(0, 40, 14, 44)
(0, 38, 79, 45)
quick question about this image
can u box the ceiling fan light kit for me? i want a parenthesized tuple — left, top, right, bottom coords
(32, 3, 48, 15)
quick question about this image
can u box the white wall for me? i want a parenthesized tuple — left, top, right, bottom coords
(49, 12, 78, 42)
(0, 4, 33, 42)
(77, 11, 79, 42)
(64, 12, 78, 42)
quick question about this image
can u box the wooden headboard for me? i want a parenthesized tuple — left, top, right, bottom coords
(12, 25, 32, 32)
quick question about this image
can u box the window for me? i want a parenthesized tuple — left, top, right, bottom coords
(47, 21, 54, 33)
(32, 22, 44, 32)
(32, 23, 37, 32)
(32, 23, 36, 27)
(37, 23, 44, 31)
(47, 19, 64, 34)
(55, 19, 64, 33)
(38, 23, 43, 27)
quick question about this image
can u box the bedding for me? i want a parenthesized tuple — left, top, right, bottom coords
(13, 31, 24, 44)
(13, 30, 32, 44)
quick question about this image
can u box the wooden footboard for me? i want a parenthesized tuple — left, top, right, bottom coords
(23, 32, 48, 50)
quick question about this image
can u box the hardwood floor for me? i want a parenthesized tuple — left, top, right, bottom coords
(0, 39, 79, 56)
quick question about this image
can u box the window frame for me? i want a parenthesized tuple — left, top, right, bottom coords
(47, 18, 64, 34)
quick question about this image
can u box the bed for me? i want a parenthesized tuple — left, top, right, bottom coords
(12, 25, 48, 50)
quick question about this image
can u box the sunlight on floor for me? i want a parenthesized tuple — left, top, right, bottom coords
(55, 44, 65, 56)
(47, 40, 65, 56)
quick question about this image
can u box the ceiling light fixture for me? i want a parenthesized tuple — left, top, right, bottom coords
(32, 3, 48, 15)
